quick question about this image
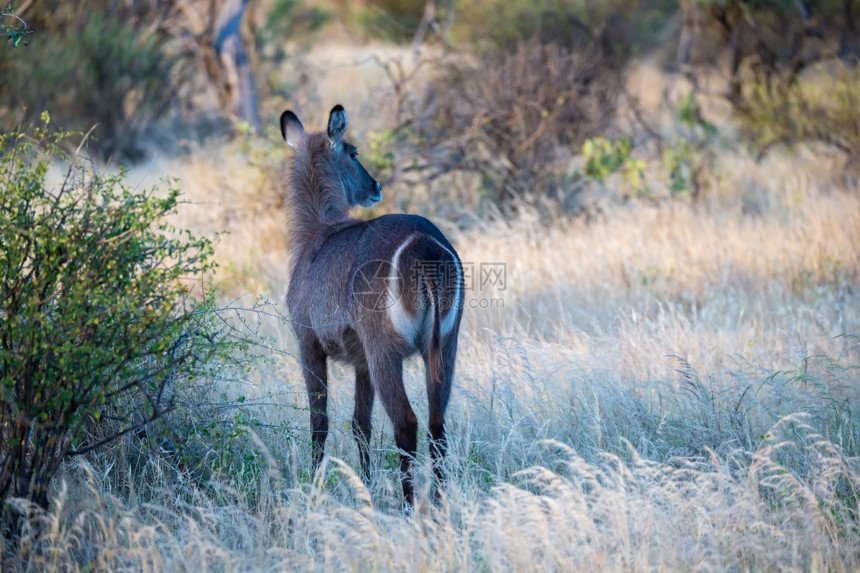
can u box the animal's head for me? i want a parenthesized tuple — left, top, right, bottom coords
(280, 105, 382, 208)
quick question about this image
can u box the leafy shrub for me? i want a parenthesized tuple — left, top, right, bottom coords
(1, 4, 31, 47)
(734, 63, 860, 160)
(0, 10, 174, 161)
(669, 93, 719, 198)
(0, 120, 226, 525)
(678, 0, 859, 80)
(263, 0, 331, 46)
(337, 0, 675, 48)
(662, 138, 695, 196)
(583, 137, 631, 180)
(455, 0, 676, 55)
(335, 0, 428, 42)
(455, 0, 590, 52)
(678, 0, 859, 166)
(583, 136, 648, 197)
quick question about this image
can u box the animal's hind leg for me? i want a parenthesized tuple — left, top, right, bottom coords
(352, 364, 375, 481)
(299, 339, 328, 472)
(368, 353, 417, 507)
(425, 334, 458, 489)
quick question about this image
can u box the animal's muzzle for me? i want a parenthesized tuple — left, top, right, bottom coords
(360, 183, 382, 208)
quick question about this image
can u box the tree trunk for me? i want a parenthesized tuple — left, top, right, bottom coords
(411, 0, 437, 53)
(840, 0, 859, 58)
(212, 0, 261, 133)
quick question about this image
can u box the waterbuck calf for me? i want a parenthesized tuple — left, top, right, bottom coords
(280, 105, 463, 506)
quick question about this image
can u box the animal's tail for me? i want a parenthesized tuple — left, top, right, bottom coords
(428, 281, 443, 385)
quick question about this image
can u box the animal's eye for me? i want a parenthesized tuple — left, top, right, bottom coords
(349, 151, 358, 159)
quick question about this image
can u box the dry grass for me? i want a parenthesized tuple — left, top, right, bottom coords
(5, 53, 859, 571)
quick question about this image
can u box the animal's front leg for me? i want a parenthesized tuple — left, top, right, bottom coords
(300, 339, 329, 471)
(352, 364, 375, 481)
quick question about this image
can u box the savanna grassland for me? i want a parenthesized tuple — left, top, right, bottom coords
(2, 2, 860, 571)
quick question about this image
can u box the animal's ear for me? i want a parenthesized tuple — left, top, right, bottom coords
(327, 104, 347, 148)
(280, 110, 305, 149)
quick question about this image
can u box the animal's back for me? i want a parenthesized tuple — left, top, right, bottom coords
(362, 213, 458, 257)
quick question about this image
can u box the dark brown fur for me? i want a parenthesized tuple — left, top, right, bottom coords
(281, 106, 463, 506)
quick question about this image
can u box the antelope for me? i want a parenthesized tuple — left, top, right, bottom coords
(280, 105, 463, 506)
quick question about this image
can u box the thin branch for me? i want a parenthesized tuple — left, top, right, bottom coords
(66, 406, 176, 457)
(1, 6, 29, 31)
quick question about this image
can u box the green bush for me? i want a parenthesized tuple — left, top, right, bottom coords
(583, 136, 648, 197)
(0, 10, 174, 161)
(454, 0, 676, 55)
(263, 0, 331, 48)
(1, 4, 31, 47)
(734, 63, 860, 159)
(342, 0, 427, 43)
(0, 119, 226, 523)
(455, 0, 589, 51)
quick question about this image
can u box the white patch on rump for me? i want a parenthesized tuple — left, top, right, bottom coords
(387, 234, 463, 347)
(387, 234, 421, 345)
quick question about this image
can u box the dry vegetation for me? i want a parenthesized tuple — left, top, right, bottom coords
(5, 46, 858, 569)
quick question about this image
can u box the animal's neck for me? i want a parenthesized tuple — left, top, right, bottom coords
(287, 143, 350, 252)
